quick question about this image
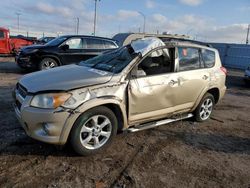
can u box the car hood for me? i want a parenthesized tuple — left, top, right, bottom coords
(19, 65, 113, 93)
(22, 45, 45, 50)
(21, 44, 49, 53)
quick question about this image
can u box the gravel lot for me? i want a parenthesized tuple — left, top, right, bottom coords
(0, 60, 250, 188)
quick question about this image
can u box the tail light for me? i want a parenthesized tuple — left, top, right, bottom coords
(220, 67, 227, 75)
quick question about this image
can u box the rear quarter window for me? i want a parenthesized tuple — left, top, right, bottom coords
(104, 40, 117, 49)
(201, 49, 215, 68)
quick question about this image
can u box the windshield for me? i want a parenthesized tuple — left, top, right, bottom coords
(45, 36, 67, 46)
(79, 46, 138, 73)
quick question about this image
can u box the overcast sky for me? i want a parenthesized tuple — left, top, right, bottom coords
(0, 0, 250, 43)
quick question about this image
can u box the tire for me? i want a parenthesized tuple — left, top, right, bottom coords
(39, 57, 58, 70)
(70, 106, 118, 156)
(194, 93, 215, 122)
(244, 79, 250, 87)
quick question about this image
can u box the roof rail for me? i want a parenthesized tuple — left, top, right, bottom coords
(160, 37, 212, 48)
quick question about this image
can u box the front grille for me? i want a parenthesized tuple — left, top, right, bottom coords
(16, 83, 27, 99)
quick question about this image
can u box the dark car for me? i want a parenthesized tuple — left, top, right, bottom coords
(16, 35, 119, 71)
(36, 37, 56, 45)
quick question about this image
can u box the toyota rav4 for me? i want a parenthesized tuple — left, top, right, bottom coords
(14, 37, 227, 155)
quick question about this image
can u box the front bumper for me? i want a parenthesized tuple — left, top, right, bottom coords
(13, 93, 72, 145)
(16, 54, 36, 69)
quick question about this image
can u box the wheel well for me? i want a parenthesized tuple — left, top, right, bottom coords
(102, 103, 124, 132)
(207, 88, 220, 104)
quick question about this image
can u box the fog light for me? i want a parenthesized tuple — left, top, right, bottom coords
(42, 123, 50, 134)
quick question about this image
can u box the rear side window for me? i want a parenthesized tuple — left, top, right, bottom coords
(85, 38, 105, 49)
(0, 31, 4, 38)
(201, 49, 215, 68)
(178, 47, 201, 71)
(104, 41, 117, 49)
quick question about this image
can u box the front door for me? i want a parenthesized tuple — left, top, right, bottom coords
(59, 37, 85, 64)
(128, 47, 181, 123)
(0, 30, 8, 54)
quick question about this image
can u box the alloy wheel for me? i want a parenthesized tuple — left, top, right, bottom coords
(79, 115, 112, 150)
(41, 58, 57, 70)
(199, 98, 213, 120)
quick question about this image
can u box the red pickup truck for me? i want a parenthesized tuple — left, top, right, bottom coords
(0, 27, 36, 56)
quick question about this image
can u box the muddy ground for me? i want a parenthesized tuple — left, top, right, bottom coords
(0, 60, 250, 188)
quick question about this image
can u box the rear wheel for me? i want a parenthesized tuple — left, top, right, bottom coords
(39, 57, 58, 70)
(70, 106, 118, 156)
(194, 93, 215, 122)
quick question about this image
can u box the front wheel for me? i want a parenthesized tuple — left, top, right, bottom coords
(39, 57, 58, 70)
(70, 106, 118, 156)
(194, 93, 215, 122)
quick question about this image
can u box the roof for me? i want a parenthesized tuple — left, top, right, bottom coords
(161, 37, 212, 47)
(131, 37, 166, 56)
(59, 35, 116, 42)
(164, 41, 217, 52)
(129, 37, 217, 55)
(0, 27, 9, 32)
(112, 33, 189, 46)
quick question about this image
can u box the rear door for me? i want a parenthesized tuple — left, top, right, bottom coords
(173, 47, 210, 108)
(82, 38, 117, 59)
(81, 38, 106, 60)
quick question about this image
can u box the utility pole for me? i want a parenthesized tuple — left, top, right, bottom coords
(93, 0, 100, 36)
(138, 12, 146, 33)
(246, 24, 250, 45)
(76, 17, 79, 34)
(16, 12, 21, 32)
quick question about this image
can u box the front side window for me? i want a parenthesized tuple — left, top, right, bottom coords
(178, 47, 201, 71)
(0, 31, 5, 38)
(201, 49, 215, 68)
(137, 48, 174, 76)
(65, 38, 82, 49)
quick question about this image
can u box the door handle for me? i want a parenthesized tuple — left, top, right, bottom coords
(202, 75, 209, 80)
(169, 80, 178, 86)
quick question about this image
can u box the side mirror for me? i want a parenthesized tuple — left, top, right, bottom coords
(131, 68, 146, 78)
(136, 69, 146, 77)
(60, 44, 69, 50)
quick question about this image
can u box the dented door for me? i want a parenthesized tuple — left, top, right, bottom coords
(128, 73, 181, 122)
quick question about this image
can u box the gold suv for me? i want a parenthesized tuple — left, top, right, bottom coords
(14, 37, 227, 155)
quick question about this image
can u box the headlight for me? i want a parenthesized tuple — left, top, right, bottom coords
(31, 93, 71, 109)
(26, 49, 38, 54)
